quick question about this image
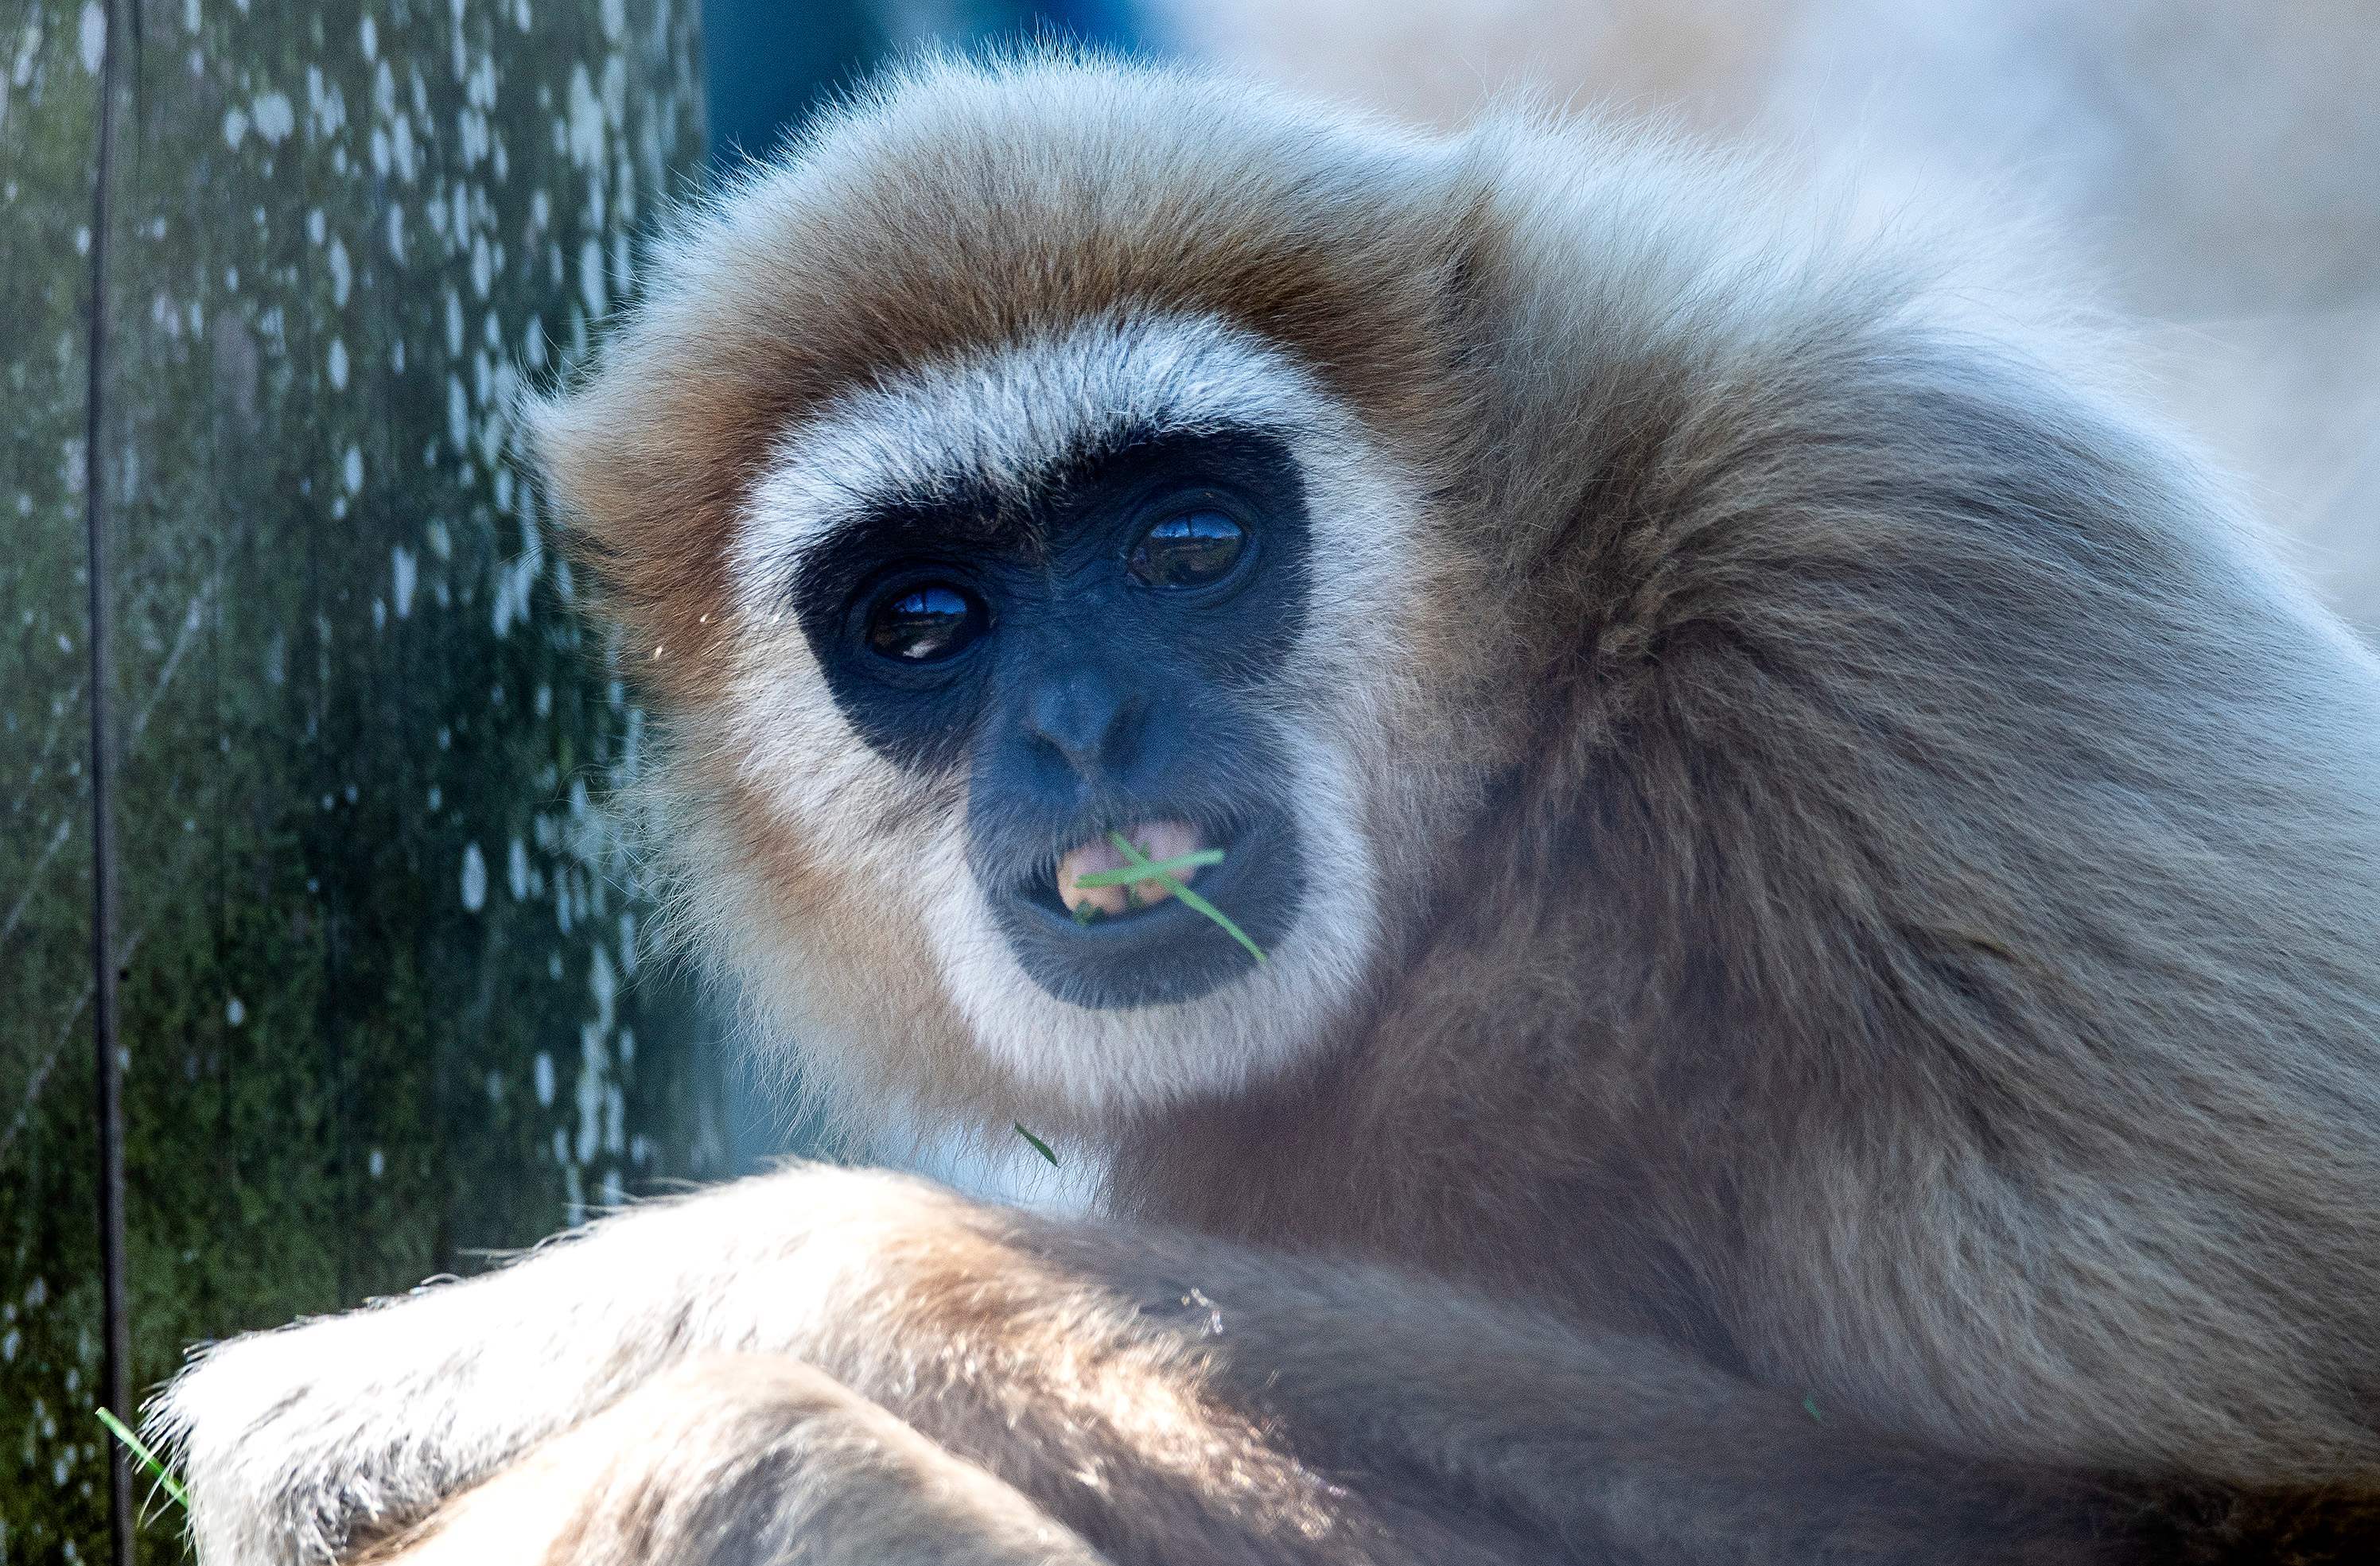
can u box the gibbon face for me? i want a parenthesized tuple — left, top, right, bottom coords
(764, 336, 1324, 1012)
(721, 317, 1414, 1110)
(723, 316, 1437, 1113)
(533, 64, 1495, 1122)
(575, 308, 1472, 1117)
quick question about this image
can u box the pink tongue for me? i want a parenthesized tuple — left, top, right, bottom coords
(1056, 821, 1204, 917)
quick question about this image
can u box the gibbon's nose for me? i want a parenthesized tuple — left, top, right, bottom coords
(1024, 669, 1146, 783)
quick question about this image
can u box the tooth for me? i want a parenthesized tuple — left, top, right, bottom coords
(1056, 821, 1203, 918)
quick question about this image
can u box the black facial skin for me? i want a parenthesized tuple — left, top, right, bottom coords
(791, 428, 1312, 1009)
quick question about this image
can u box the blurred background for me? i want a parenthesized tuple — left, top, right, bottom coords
(3, 1, 2373, 1557)
(1161, 0, 2380, 635)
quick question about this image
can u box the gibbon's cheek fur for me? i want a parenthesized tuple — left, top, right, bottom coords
(788, 427, 1316, 1009)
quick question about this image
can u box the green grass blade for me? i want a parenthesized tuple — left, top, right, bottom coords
(1013, 1122, 1061, 1168)
(96, 1405, 190, 1513)
(1106, 833, 1267, 965)
(1068, 848, 1227, 888)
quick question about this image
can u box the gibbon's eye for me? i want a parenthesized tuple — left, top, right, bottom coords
(1128, 511, 1246, 589)
(865, 584, 985, 663)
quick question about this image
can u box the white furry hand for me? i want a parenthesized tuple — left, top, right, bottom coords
(152, 1308, 494, 1564)
(145, 1167, 932, 1564)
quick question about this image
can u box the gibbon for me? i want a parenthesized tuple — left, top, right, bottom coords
(154, 53, 2380, 1565)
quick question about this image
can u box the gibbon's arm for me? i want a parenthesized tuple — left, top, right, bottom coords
(345, 1354, 1114, 1566)
(154, 1164, 2148, 1566)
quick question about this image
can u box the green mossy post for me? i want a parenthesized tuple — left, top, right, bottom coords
(1, 2, 721, 1557)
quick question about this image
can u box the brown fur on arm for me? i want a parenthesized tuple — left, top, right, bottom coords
(354, 1170, 2280, 1566)
(356, 1354, 1110, 1566)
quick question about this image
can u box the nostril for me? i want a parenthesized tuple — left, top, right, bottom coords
(1027, 671, 1145, 779)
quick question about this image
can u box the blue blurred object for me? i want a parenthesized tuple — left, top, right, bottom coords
(1036, 0, 1151, 48)
(702, 0, 1156, 165)
(702, 1, 885, 163)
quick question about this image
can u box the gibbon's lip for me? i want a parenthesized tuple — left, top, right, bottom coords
(990, 805, 1301, 1009)
(1055, 820, 1207, 918)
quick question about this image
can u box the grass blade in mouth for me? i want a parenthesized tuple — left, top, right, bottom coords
(1106, 832, 1268, 965)
(1069, 847, 1227, 888)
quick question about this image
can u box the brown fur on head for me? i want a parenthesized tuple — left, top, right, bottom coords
(534, 48, 2380, 1490)
(533, 58, 1481, 704)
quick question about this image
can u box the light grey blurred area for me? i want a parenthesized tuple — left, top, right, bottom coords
(1151, 0, 2380, 635)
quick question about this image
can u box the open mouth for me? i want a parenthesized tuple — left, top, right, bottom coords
(991, 807, 1301, 1008)
(1052, 819, 1212, 922)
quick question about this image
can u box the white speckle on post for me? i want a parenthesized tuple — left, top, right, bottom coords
(391, 544, 416, 617)
(601, 55, 626, 130)
(326, 339, 348, 389)
(590, 942, 617, 1032)
(508, 836, 530, 900)
(250, 91, 294, 143)
(222, 106, 249, 148)
(461, 841, 488, 911)
(566, 64, 603, 169)
(533, 1051, 555, 1106)
(79, 2, 106, 72)
(329, 236, 351, 306)
(576, 1028, 605, 1164)
(225, 997, 245, 1026)
(359, 14, 376, 60)
(368, 1148, 385, 1179)
(342, 445, 364, 494)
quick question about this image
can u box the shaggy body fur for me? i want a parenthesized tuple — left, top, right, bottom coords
(154, 54, 2380, 1564)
